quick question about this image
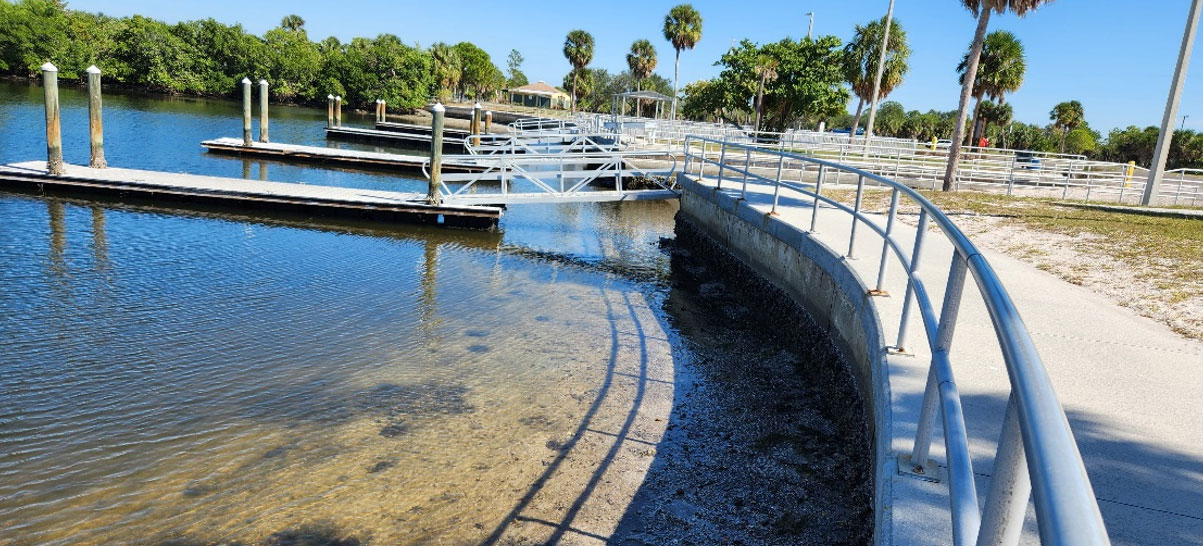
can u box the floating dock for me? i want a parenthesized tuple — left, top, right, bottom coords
(201, 138, 487, 173)
(324, 125, 467, 151)
(0, 161, 501, 228)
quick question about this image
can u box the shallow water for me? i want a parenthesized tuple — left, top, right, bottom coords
(0, 81, 867, 545)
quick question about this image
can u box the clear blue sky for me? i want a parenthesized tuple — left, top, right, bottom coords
(67, 0, 1203, 133)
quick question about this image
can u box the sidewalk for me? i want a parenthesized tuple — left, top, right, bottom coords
(689, 175, 1203, 545)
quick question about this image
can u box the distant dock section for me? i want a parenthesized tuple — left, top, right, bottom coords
(0, 161, 501, 228)
(201, 138, 487, 173)
(325, 125, 468, 151)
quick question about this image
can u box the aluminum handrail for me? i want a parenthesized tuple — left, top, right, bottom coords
(422, 149, 678, 199)
(682, 135, 1110, 546)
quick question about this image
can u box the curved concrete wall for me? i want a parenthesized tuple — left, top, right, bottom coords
(677, 175, 894, 544)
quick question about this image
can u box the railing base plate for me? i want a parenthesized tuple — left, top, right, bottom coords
(897, 453, 942, 483)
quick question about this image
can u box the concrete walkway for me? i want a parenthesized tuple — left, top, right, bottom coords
(689, 175, 1203, 545)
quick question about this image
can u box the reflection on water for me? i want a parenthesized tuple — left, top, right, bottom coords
(0, 195, 677, 545)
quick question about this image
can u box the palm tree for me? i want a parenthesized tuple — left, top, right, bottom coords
(563, 30, 595, 113)
(958, 30, 1025, 143)
(662, 4, 703, 120)
(942, 0, 1055, 191)
(626, 39, 658, 117)
(753, 56, 779, 136)
(843, 16, 910, 140)
(430, 43, 461, 101)
(977, 100, 1013, 146)
(280, 14, 305, 32)
(1050, 100, 1085, 153)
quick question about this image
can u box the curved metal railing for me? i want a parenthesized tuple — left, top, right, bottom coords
(681, 135, 1110, 546)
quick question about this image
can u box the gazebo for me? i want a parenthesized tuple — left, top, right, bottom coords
(612, 90, 673, 119)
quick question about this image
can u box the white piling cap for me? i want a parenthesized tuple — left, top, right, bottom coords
(86, 65, 100, 74)
(241, 77, 251, 84)
(328, 94, 334, 99)
(259, 79, 268, 85)
(485, 111, 492, 115)
(41, 62, 57, 72)
(432, 102, 445, 112)
(335, 95, 342, 101)
(474, 102, 482, 109)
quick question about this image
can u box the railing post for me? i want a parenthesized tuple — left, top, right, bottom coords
(717, 142, 727, 190)
(1177, 170, 1186, 204)
(810, 165, 826, 233)
(241, 77, 252, 146)
(894, 209, 929, 352)
(847, 174, 865, 258)
(428, 102, 444, 206)
(42, 62, 64, 175)
(86, 65, 106, 169)
(259, 79, 269, 143)
(335, 95, 342, 127)
(1007, 155, 1017, 196)
(872, 189, 900, 294)
(976, 393, 1032, 546)
(327, 94, 334, 127)
(741, 147, 751, 200)
(771, 148, 785, 215)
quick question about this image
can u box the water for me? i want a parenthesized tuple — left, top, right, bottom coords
(0, 81, 868, 545)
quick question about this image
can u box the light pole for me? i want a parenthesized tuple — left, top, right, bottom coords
(807, 12, 815, 40)
(1181, 114, 1190, 131)
(1144, 0, 1201, 206)
(863, 0, 896, 147)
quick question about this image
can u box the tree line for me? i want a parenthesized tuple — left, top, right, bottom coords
(0, 0, 518, 110)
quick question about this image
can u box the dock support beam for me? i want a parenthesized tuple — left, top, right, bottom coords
(241, 78, 252, 146)
(86, 65, 106, 169)
(42, 62, 64, 175)
(429, 103, 445, 206)
(259, 79, 269, 143)
(335, 96, 343, 127)
(327, 94, 334, 127)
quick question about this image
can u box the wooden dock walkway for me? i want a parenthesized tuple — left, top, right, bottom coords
(0, 161, 501, 228)
(201, 138, 487, 173)
(324, 125, 467, 151)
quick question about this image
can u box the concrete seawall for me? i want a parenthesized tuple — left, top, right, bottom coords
(675, 173, 894, 543)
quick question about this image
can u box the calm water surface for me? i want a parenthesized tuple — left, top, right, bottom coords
(0, 82, 867, 545)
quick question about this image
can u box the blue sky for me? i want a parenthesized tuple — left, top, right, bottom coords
(68, 0, 1203, 133)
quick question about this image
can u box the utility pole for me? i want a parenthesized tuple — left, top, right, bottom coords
(863, 0, 896, 147)
(1144, 0, 1201, 206)
(806, 12, 815, 39)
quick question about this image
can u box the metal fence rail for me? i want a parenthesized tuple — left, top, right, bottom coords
(467, 132, 624, 156)
(682, 136, 1110, 546)
(422, 149, 679, 204)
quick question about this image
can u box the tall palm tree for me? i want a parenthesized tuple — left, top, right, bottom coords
(563, 30, 595, 113)
(843, 16, 910, 139)
(957, 30, 1025, 143)
(942, 0, 1055, 191)
(662, 4, 703, 120)
(280, 14, 305, 32)
(1050, 100, 1085, 153)
(753, 55, 779, 136)
(626, 39, 658, 117)
(430, 43, 461, 101)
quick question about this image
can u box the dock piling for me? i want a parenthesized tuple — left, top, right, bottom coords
(241, 78, 252, 146)
(42, 62, 64, 175)
(259, 79, 269, 143)
(86, 65, 106, 169)
(335, 96, 343, 127)
(485, 111, 492, 134)
(381, 100, 387, 123)
(472, 102, 482, 147)
(429, 102, 445, 206)
(327, 94, 334, 127)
